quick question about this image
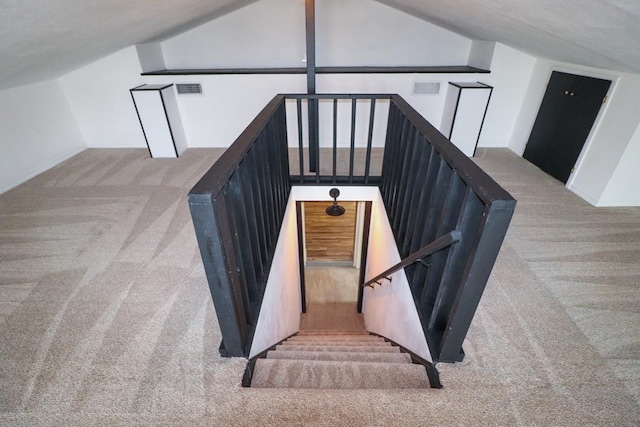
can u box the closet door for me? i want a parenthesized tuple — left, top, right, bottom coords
(523, 71, 611, 183)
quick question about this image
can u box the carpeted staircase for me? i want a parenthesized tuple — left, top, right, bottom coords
(250, 330, 431, 389)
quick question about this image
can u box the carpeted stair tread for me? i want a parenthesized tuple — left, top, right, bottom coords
(266, 350, 412, 363)
(282, 339, 390, 347)
(251, 359, 429, 389)
(274, 344, 401, 353)
(288, 335, 385, 343)
(296, 330, 369, 335)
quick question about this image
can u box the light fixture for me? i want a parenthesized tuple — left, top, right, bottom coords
(325, 188, 345, 216)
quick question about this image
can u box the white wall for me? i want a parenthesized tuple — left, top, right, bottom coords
(476, 44, 537, 148)
(318, 74, 447, 130)
(54, 0, 527, 152)
(0, 80, 85, 194)
(162, 0, 306, 69)
(249, 195, 301, 358)
(59, 46, 147, 148)
(144, 74, 306, 147)
(315, 0, 471, 66)
(599, 121, 640, 206)
(136, 42, 166, 73)
(363, 191, 433, 362)
(509, 58, 640, 206)
(569, 71, 640, 206)
(468, 41, 496, 70)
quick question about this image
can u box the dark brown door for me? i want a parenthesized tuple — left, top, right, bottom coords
(524, 71, 611, 183)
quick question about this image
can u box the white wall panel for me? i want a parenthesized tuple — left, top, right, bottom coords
(0, 80, 85, 194)
(60, 47, 146, 148)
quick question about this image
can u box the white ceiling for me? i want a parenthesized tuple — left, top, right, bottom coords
(1, 0, 639, 90)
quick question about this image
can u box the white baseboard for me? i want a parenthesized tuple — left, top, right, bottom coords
(567, 185, 599, 206)
(596, 198, 640, 207)
(0, 145, 86, 195)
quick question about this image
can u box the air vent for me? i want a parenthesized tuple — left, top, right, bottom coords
(176, 83, 203, 95)
(413, 82, 441, 95)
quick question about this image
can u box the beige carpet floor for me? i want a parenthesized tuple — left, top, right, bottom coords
(300, 266, 364, 331)
(0, 147, 639, 425)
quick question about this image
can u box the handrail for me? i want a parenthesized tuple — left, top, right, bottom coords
(362, 230, 461, 289)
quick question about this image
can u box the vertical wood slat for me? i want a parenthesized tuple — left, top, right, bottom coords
(390, 118, 412, 218)
(422, 158, 454, 245)
(357, 201, 373, 313)
(258, 139, 277, 247)
(383, 113, 406, 217)
(437, 200, 516, 362)
(428, 189, 484, 331)
(213, 195, 250, 353)
(296, 99, 304, 183)
(315, 101, 321, 183)
(436, 174, 468, 238)
(349, 98, 357, 183)
(402, 142, 433, 256)
(364, 99, 376, 184)
(420, 158, 453, 310)
(227, 172, 258, 302)
(296, 202, 307, 313)
(396, 133, 423, 255)
(251, 143, 273, 253)
(332, 98, 338, 183)
(243, 148, 268, 270)
(412, 149, 442, 251)
(221, 189, 252, 325)
(381, 103, 402, 202)
(265, 119, 281, 218)
(237, 165, 264, 282)
(391, 126, 418, 237)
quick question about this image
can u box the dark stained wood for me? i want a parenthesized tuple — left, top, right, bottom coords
(304, 201, 357, 262)
(141, 66, 489, 76)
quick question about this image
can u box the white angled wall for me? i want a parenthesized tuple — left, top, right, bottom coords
(315, 0, 471, 66)
(0, 80, 85, 194)
(60, 46, 147, 148)
(599, 121, 640, 206)
(476, 44, 537, 148)
(362, 191, 433, 362)
(162, 0, 306, 69)
(249, 195, 301, 358)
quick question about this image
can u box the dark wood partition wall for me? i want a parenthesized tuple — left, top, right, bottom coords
(189, 93, 515, 362)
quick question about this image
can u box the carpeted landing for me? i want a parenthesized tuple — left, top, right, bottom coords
(250, 330, 429, 389)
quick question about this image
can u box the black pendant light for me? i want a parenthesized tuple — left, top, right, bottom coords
(326, 188, 345, 216)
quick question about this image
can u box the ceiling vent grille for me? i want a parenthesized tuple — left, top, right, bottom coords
(413, 82, 441, 95)
(176, 83, 203, 95)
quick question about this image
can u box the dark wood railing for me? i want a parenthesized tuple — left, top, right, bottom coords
(188, 95, 290, 357)
(379, 96, 516, 362)
(189, 93, 515, 362)
(284, 93, 391, 185)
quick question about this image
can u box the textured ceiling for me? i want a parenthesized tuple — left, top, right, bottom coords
(0, 0, 257, 89)
(0, 0, 639, 90)
(377, 0, 640, 73)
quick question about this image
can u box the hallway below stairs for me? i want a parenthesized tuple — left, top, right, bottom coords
(249, 265, 432, 389)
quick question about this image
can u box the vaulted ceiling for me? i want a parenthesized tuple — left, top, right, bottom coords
(1, 0, 639, 90)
